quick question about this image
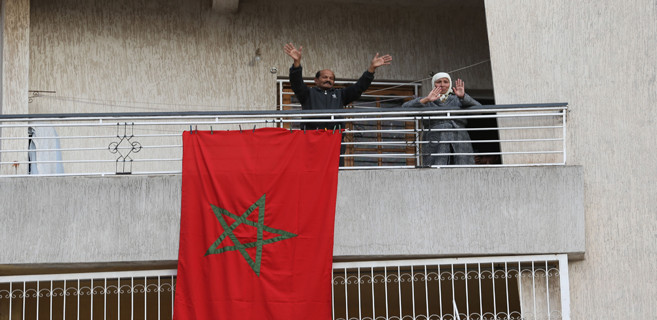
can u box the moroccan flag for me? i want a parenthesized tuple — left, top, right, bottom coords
(174, 127, 341, 320)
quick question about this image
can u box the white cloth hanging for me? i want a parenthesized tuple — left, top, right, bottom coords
(28, 126, 65, 174)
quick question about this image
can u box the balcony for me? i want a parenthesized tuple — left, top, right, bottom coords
(0, 254, 570, 320)
(0, 105, 584, 266)
(0, 103, 567, 176)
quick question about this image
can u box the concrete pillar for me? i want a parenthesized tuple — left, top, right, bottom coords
(0, 0, 30, 175)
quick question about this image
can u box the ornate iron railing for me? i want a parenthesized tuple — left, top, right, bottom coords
(0, 255, 569, 320)
(332, 255, 570, 320)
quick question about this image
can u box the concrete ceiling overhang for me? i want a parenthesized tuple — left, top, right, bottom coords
(212, 0, 240, 14)
(211, 0, 481, 13)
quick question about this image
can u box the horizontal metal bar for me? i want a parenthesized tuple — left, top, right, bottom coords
(428, 151, 562, 156)
(424, 126, 563, 132)
(332, 254, 566, 269)
(277, 107, 566, 118)
(422, 138, 563, 144)
(0, 269, 178, 283)
(0, 113, 565, 130)
(2, 149, 562, 165)
(0, 124, 563, 138)
(453, 162, 566, 168)
(341, 126, 556, 135)
(342, 153, 414, 158)
(1, 158, 182, 165)
(430, 162, 566, 168)
(342, 141, 416, 146)
(339, 165, 416, 170)
(277, 79, 421, 87)
(0, 172, 120, 178)
(0, 254, 566, 284)
(281, 91, 415, 99)
(0, 104, 568, 121)
(0, 162, 570, 178)
(420, 112, 564, 121)
(0, 132, 185, 141)
(1, 135, 120, 140)
(1, 144, 182, 153)
(341, 138, 562, 147)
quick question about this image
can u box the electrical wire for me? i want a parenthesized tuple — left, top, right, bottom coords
(31, 58, 491, 111)
(362, 59, 490, 95)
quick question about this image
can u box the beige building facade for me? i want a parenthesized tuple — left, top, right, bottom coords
(1, 0, 656, 318)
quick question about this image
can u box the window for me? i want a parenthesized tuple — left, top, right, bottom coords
(277, 79, 420, 167)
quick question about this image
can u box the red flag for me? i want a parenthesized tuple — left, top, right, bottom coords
(174, 127, 341, 320)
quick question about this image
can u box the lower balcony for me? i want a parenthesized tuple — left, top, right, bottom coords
(1, 254, 570, 320)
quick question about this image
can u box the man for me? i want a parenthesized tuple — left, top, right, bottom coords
(283, 43, 392, 130)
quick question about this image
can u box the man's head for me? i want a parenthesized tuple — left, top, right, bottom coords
(314, 69, 335, 90)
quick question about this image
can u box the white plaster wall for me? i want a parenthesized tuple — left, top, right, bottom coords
(484, 0, 657, 318)
(26, 0, 493, 114)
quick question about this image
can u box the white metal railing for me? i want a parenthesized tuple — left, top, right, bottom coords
(0, 104, 567, 177)
(0, 270, 177, 320)
(332, 254, 570, 320)
(0, 255, 569, 320)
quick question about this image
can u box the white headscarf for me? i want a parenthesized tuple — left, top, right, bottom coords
(431, 72, 452, 102)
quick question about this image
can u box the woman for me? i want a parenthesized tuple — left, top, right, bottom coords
(402, 72, 481, 166)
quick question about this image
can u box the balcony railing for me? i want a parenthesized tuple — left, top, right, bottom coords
(0, 254, 570, 320)
(0, 104, 567, 177)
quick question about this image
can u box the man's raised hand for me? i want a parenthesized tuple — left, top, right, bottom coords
(368, 53, 393, 73)
(284, 43, 303, 67)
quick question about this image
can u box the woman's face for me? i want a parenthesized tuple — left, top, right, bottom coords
(433, 77, 450, 94)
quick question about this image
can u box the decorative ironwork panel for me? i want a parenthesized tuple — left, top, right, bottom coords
(0, 257, 568, 320)
(332, 256, 568, 320)
(108, 122, 142, 174)
(0, 272, 175, 320)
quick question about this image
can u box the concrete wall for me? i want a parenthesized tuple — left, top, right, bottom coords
(484, 0, 657, 318)
(0, 0, 29, 115)
(26, 0, 492, 114)
(0, 0, 30, 175)
(0, 167, 584, 264)
(0, 0, 496, 176)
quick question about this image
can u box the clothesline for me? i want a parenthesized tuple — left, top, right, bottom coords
(30, 59, 491, 111)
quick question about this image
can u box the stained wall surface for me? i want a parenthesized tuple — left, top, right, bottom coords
(26, 0, 493, 114)
(0, 0, 30, 175)
(0, 167, 584, 264)
(484, 0, 657, 318)
(0, 0, 496, 175)
(1, 0, 29, 115)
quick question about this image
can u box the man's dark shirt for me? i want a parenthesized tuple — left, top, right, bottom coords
(289, 65, 374, 130)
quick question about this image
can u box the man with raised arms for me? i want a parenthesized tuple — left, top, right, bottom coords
(283, 43, 392, 130)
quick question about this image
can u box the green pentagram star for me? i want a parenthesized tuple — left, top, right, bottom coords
(205, 194, 297, 276)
